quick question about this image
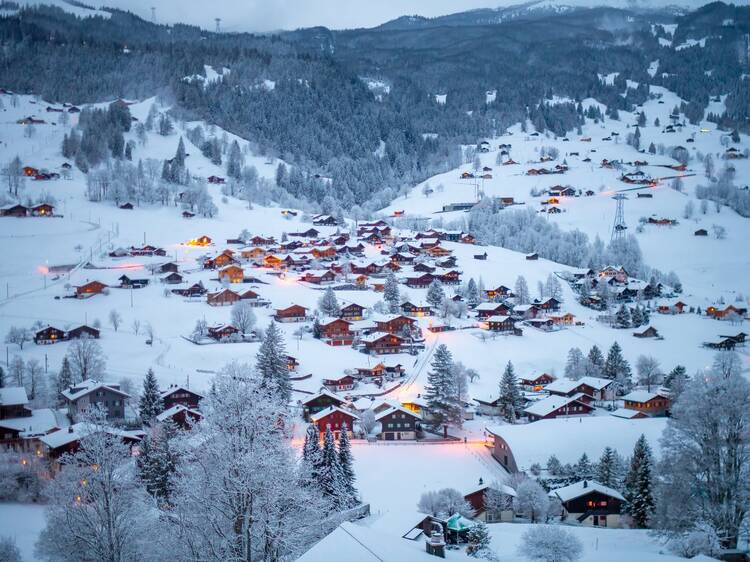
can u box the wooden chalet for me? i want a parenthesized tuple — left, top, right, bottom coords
(156, 405, 203, 430)
(162, 272, 184, 285)
(161, 385, 203, 410)
(301, 390, 346, 420)
(75, 281, 108, 298)
(172, 282, 207, 297)
(31, 203, 54, 216)
(375, 405, 421, 440)
(694, 228, 708, 236)
(464, 484, 516, 523)
(622, 391, 670, 417)
(34, 326, 65, 344)
(207, 324, 241, 340)
(535, 297, 561, 312)
(706, 304, 747, 320)
(118, 275, 149, 289)
(485, 315, 516, 333)
(355, 363, 404, 380)
(524, 394, 594, 422)
(362, 333, 406, 355)
(400, 301, 432, 317)
(550, 313, 575, 326)
(66, 325, 100, 340)
(320, 319, 354, 346)
(485, 285, 512, 300)
(300, 270, 336, 284)
(475, 302, 511, 319)
(119, 202, 134, 210)
(545, 376, 613, 402)
(405, 273, 434, 288)
(322, 375, 356, 392)
(61, 380, 130, 421)
(519, 373, 556, 392)
(374, 315, 416, 334)
(435, 269, 461, 285)
(207, 175, 225, 184)
(550, 480, 624, 528)
(310, 406, 359, 440)
(218, 265, 244, 283)
(340, 303, 365, 321)
(275, 304, 308, 323)
(206, 288, 241, 306)
(633, 326, 660, 339)
(0, 204, 28, 217)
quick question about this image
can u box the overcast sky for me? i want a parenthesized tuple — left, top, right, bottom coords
(101, 0, 505, 32)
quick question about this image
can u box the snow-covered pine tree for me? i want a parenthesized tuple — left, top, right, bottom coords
(139, 368, 163, 425)
(137, 420, 178, 502)
(596, 446, 624, 490)
(574, 452, 594, 480)
(319, 424, 346, 511)
(624, 434, 655, 528)
(465, 521, 492, 557)
(585, 345, 605, 377)
(424, 344, 454, 427)
(256, 322, 291, 402)
(302, 423, 323, 483)
(663, 365, 688, 398)
(337, 423, 358, 508)
(498, 361, 522, 423)
(312, 318, 322, 339)
(565, 347, 585, 380)
(545, 274, 563, 301)
(630, 305, 643, 327)
(642, 306, 650, 324)
(615, 305, 631, 329)
(318, 286, 340, 317)
(383, 272, 400, 314)
(514, 275, 530, 304)
(426, 279, 446, 308)
(466, 278, 480, 308)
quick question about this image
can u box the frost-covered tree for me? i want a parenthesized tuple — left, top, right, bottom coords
(318, 286, 340, 317)
(636, 355, 662, 392)
(4, 326, 32, 350)
(138, 368, 163, 425)
(545, 274, 563, 301)
(164, 363, 332, 561)
(514, 275, 530, 305)
(624, 434, 655, 528)
(137, 419, 179, 502)
(585, 345, 605, 378)
(230, 301, 257, 334)
(418, 488, 475, 518)
(711, 350, 742, 378)
(337, 424, 357, 508)
(564, 347, 586, 380)
(573, 452, 594, 480)
(0, 536, 21, 562)
(383, 272, 400, 314)
(615, 305, 631, 329)
(466, 278, 480, 308)
(256, 322, 291, 402)
(519, 526, 582, 562)
(602, 341, 631, 393)
(663, 365, 688, 399)
(515, 479, 549, 523)
(596, 447, 624, 489)
(36, 409, 154, 562)
(655, 369, 750, 548)
(424, 345, 459, 427)
(426, 279, 446, 308)
(498, 361, 522, 423)
(66, 336, 106, 381)
(319, 425, 346, 511)
(466, 521, 494, 559)
(108, 309, 122, 331)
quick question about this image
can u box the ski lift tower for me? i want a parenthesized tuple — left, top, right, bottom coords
(611, 193, 628, 243)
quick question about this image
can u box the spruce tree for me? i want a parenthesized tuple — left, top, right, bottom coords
(565, 347, 585, 380)
(137, 420, 179, 502)
(319, 424, 345, 510)
(302, 423, 323, 488)
(574, 452, 594, 480)
(424, 344, 454, 427)
(256, 322, 291, 402)
(624, 434, 655, 528)
(312, 318, 322, 339)
(630, 305, 643, 327)
(514, 275, 530, 304)
(498, 361, 522, 423)
(663, 365, 688, 399)
(586, 345, 605, 377)
(383, 272, 400, 314)
(466, 521, 491, 557)
(0, 366, 4, 388)
(466, 278, 479, 308)
(426, 279, 446, 308)
(615, 305, 631, 328)
(338, 423, 357, 507)
(139, 368, 163, 425)
(603, 342, 623, 380)
(318, 287, 340, 317)
(596, 446, 624, 489)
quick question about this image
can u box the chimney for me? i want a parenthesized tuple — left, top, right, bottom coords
(68, 426, 74, 433)
(583, 480, 588, 488)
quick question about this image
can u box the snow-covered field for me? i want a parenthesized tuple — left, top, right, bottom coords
(0, 70, 748, 560)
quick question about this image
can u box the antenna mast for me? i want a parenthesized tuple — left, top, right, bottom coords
(611, 193, 627, 243)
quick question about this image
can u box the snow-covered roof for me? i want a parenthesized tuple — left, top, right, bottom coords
(296, 521, 440, 562)
(40, 422, 141, 450)
(550, 480, 625, 503)
(360, 332, 401, 344)
(464, 483, 517, 498)
(301, 389, 345, 406)
(160, 386, 204, 399)
(156, 404, 202, 423)
(486, 416, 667, 470)
(310, 406, 360, 423)
(621, 390, 668, 403)
(523, 394, 587, 417)
(375, 405, 421, 422)
(485, 315, 511, 323)
(0, 408, 64, 437)
(610, 408, 647, 419)
(475, 302, 506, 311)
(0, 386, 29, 407)
(61, 380, 129, 402)
(545, 376, 612, 394)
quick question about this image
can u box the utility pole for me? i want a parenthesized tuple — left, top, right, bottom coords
(44, 353, 48, 374)
(215, 18, 221, 33)
(151, 6, 156, 22)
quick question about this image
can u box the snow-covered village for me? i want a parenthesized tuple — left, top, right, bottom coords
(0, 1, 749, 561)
